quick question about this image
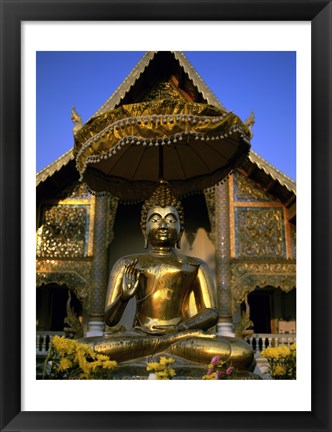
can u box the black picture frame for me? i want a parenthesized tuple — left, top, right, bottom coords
(1, 1, 331, 431)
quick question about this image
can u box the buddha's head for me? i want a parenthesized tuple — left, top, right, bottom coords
(140, 182, 184, 249)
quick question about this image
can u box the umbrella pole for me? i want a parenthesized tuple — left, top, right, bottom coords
(158, 145, 164, 181)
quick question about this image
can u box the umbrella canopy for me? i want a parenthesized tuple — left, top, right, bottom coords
(74, 99, 251, 202)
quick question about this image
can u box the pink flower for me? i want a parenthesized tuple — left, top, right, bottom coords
(215, 370, 226, 380)
(226, 366, 234, 376)
(215, 371, 222, 379)
(207, 368, 214, 376)
(211, 355, 220, 366)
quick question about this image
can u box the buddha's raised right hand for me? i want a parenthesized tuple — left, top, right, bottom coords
(121, 259, 142, 300)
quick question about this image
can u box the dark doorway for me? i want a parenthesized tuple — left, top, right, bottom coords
(248, 290, 272, 333)
(37, 284, 82, 332)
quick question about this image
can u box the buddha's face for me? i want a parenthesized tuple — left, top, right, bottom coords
(145, 206, 182, 248)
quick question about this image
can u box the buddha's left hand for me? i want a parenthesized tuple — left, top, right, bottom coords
(152, 324, 197, 332)
(152, 325, 216, 338)
(152, 324, 185, 333)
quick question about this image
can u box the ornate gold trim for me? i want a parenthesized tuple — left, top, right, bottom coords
(36, 270, 89, 307)
(233, 201, 284, 208)
(230, 261, 296, 312)
(36, 259, 92, 307)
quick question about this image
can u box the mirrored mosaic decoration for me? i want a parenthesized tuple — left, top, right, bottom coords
(235, 207, 286, 258)
(234, 172, 275, 202)
(37, 204, 90, 258)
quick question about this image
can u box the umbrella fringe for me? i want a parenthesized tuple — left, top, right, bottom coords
(79, 150, 250, 204)
(75, 124, 250, 182)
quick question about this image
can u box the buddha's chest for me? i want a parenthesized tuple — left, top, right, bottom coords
(137, 261, 198, 303)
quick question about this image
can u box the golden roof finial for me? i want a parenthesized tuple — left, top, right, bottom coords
(244, 111, 255, 138)
(71, 106, 83, 134)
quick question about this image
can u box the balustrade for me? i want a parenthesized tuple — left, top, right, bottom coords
(245, 333, 296, 357)
(36, 331, 65, 356)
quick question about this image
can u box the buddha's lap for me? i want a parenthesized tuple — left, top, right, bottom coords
(80, 332, 253, 366)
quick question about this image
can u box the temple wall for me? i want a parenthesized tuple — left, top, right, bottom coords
(36, 182, 94, 335)
(227, 172, 296, 336)
(36, 170, 296, 336)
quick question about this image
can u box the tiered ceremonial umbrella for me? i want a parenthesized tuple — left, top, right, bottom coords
(74, 99, 251, 202)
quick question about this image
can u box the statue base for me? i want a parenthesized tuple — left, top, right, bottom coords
(109, 354, 261, 380)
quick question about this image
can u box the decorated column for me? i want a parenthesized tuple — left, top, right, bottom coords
(86, 194, 118, 336)
(214, 180, 234, 336)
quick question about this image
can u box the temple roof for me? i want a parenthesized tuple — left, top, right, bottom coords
(37, 51, 295, 220)
(36, 149, 78, 199)
(245, 151, 295, 195)
(37, 149, 74, 187)
(90, 51, 225, 120)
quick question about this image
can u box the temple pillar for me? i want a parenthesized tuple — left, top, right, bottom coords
(214, 181, 234, 336)
(86, 195, 115, 336)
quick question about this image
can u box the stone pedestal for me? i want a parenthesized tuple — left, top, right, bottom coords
(217, 321, 235, 337)
(86, 319, 104, 337)
(254, 357, 272, 379)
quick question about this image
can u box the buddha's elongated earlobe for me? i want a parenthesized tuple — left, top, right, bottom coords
(144, 237, 148, 249)
(176, 231, 183, 249)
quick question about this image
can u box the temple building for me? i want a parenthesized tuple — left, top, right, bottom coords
(36, 52, 296, 361)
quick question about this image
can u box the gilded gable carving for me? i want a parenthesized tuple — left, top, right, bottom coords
(56, 181, 91, 200)
(234, 172, 274, 202)
(142, 80, 187, 102)
(37, 204, 90, 258)
(235, 207, 285, 258)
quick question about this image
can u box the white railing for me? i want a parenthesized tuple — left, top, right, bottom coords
(245, 333, 296, 357)
(36, 331, 65, 355)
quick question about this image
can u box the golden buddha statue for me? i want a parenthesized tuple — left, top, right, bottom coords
(82, 183, 254, 371)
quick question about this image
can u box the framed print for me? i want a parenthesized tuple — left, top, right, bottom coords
(1, 1, 331, 431)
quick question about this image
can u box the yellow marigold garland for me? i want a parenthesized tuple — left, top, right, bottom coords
(146, 356, 176, 380)
(43, 336, 117, 380)
(261, 343, 296, 380)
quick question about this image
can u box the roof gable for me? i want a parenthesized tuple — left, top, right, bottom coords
(90, 51, 225, 120)
(37, 149, 74, 187)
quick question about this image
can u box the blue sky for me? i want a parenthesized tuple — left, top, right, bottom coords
(37, 51, 296, 180)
